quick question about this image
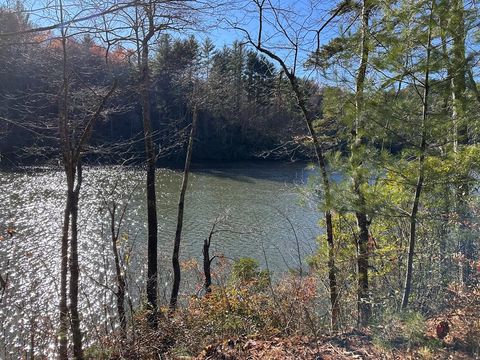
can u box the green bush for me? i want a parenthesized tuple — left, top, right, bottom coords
(231, 257, 269, 289)
(403, 311, 427, 348)
(373, 310, 427, 350)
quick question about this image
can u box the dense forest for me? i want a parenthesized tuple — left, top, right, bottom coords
(1, 0, 480, 359)
(0, 12, 312, 163)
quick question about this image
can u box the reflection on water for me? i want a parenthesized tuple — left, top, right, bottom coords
(0, 162, 321, 357)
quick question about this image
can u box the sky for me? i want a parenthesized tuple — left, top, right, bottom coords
(0, 0, 357, 88)
(6, 0, 343, 74)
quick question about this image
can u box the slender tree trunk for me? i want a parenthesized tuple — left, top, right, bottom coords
(401, 1, 434, 309)
(401, 162, 426, 308)
(203, 238, 212, 293)
(252, 12, 338, 328)
(56, 1, 116, 351)
(203, 216, 219, 294)
(110, 205, 126, 331)
(440, 185, 450, 287)
(450, 0, 467, 153)
(449, 0, 473, 286)
(325, 211, 339, 329)
(70, 162, 83, 359)
(439, 3, 452, 288)
(439, 0, 455, 160)
(170, 106, 198, 310)
(58, 2, 70, 354)
(355, 210, 371, 325)
(441, 0, 471, 286)
(140, 39, 159, 324)
(59, 177, 71, 360)
(352, 0, 371, 327)
(289, 75, 339, 329)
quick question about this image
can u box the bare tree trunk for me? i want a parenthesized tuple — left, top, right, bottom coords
(202, 215, 222, 294)
(55, 3, 117, 351)
(440, 185, 450, 288)
(355, 210, 370, 325)
(285, 74, 339, 328)
(58, 2, 70, 354)
(109, 204, 127, 331)
(245, 7, 338, 291)
(353, 0, 371, 327)
(59, 179, 71, 360)
(287, 75, 339, 329)
(140, 38, 159, 324)
(439, 4, 452, 288)
(70, 163, 83, 359)
(170, 105, 198, 310)
(325, 211, 339, 329)
(203, 238, 212, 293)
(401, 162, 426, 309)
(56, 23, 116, 358)
(450, 0, 467, 153)
(401, 0, 434, 309)
(449, 0, 473, 286)
(245, 2, 340, 324)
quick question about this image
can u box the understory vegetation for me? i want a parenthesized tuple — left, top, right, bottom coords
(89, 258, 480, 359)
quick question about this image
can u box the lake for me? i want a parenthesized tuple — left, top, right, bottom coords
(0, 161, 322, 357)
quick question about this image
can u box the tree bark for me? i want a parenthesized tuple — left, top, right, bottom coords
(203, 238, 212, 293)
(70, 162, 83, 360)
(56, 2, 117, 351)
(56, 15, 116, 355)
(246, 0, 341, 320)
(287, 74, 339, 329)
(401, 0, 434, 309)
(355, 210, 371, 325)
(140, 38, 159, 325)
(202, 219, 219, 294)
(352, 0, 371, 327)
(110, 204, 127, 331)
(59, 176, 71, 360)
(449, 0, 467, 153)
(58, 2, 70, 354)
(325, 211, 339, 329)
(401, 159, 426, 309)
(170, 105, 198, 310)
(449, 0, 473, 286)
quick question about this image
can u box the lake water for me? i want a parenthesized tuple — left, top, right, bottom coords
(0, 161, 322, 356)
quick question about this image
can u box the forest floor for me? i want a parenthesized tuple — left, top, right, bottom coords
(194, 287, 480, 360)
(194, 326, 477, 360)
